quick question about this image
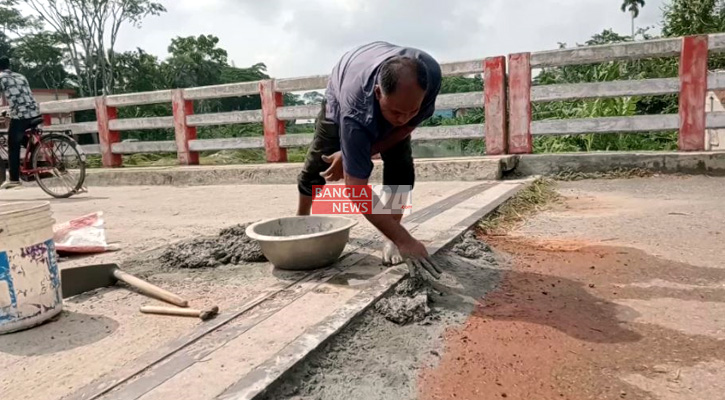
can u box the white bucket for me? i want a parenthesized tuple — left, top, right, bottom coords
(0, 202, 61, 334)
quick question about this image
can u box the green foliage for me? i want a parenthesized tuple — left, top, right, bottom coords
(662, 0, 725, 37)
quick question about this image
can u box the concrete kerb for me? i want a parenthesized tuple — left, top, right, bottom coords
(513, 151, 725, 177)
(81, 151, 725, 187)
(83, 156, 511, 186)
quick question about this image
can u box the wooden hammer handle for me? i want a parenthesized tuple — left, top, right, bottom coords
(113, 269, 189, 307)
(140, 305, 201, 318)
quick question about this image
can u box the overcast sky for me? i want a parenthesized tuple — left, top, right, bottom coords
(114, 0, 668, 78)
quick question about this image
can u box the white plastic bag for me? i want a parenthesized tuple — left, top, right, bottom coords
(53, 212, 117, 254)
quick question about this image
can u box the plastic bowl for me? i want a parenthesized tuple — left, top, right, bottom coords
(245, 216, 358, 270)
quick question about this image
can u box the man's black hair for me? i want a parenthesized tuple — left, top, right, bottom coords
(378, 56, 428, 95)
(0, 57, 9, 70)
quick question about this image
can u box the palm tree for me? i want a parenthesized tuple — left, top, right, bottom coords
(621, 0, 646, 39)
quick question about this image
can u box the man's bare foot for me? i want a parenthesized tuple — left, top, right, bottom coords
(382, 239, 404, 266)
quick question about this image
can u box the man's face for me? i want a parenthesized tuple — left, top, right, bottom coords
(375, 81, 425, 127)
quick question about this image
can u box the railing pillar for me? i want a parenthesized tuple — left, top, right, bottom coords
(95, 96, 122, 167)
(172, 89, 199, 165)
(679, 35, 709, 151)
(42, 114, 52, 126)
(508, 52, 533, 154)
(484, 56, 508, 155)
(259, 79, 287, 163)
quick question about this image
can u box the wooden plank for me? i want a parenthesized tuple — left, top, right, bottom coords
(679, 36, 709, 151)
(188, 137, 265, 151)
(186, 110, 263, 126)
(183, 81, 260, 100)
(172, 89, 199, 165)
(508, 53, 533, 154)
(279, 125, 485, 149)
(112, 141, 177, 154)
(440, 59, 484, 76)
(414, 124, 484, 141)
(106, 90, 173, 107)
(532, 78, 680, 102)
(435, 92, 483, 109)
(276, 75, 329, 92)
(40, 97, 96, 113)
(79, 144, 101, 155)
(484, 56, 507, 155)
(276, 105, 319, 121)
(708, 33, 725, 52)
(532, 114, 679, 136)
(279, 134, 314, 148)
(44, 122, 98, 135)
(260, 80, 287, 162)
(109, 116, 174, 131)
(530, 37, 682, 68)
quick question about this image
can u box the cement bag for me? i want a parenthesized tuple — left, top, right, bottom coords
(53, 212, 117, 254)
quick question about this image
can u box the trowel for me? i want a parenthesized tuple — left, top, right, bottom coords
(60, 263, 189, 307)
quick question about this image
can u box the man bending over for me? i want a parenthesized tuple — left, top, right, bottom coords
(296, 41, 442, 277)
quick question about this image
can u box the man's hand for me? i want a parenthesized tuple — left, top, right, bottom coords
(397, 237, 443, 279)
(320, 151, 343, 182)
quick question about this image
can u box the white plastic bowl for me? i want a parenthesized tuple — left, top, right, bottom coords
(245, 216, 358, 270)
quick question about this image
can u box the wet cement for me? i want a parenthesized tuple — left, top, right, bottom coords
(452, 230, 493, 260)
(159, 222, 266, 269)
(260, 232, 502, 400)
(374, 276, 431, 325)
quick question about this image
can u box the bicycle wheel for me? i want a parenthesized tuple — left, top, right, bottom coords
(31, 134, 87, 198)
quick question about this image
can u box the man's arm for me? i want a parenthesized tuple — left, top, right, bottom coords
(344, 174, 415, 246)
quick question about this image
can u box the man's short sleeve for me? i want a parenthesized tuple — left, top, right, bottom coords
(340, 116, 374, 180)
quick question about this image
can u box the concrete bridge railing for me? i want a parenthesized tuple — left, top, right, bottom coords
(37, 33, 725, 168)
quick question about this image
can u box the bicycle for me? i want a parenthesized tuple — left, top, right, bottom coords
(0, 112, 87, 198)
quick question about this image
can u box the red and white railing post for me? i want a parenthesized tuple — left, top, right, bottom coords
(678, 35, 709, 151)
(172, 89, 199, 165)
(42, 114, 52, 126)
(95, 96, 122, 167)
(484, 56, 508, 155)
(259, 80, 287, 163)
(507, 52, 533, 154)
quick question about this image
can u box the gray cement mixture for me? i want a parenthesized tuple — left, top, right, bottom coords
(452, 230, 493, 260)
(159, 222, 266, 269)
(374, 276, 431, 325)
(260, 232, 502, 400)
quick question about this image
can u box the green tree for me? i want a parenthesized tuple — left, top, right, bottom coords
(113, 48, 165, 93)
(621, 0, 646, 38)
(302, 91, 324, 104)
(662, 0, 725, 37)
(24, 0, 166, 96)
(13, 31, 70, 90)
(0, 0, 39, 35)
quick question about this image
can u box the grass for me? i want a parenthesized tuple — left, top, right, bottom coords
(477, 178, 560, 235)
(554, 167, 654, 181)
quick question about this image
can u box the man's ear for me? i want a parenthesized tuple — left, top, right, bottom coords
(374, 85, 382, 101)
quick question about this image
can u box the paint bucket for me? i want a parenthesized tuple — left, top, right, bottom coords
(0, 202, 61, 334)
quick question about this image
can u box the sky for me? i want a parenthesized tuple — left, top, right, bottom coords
(112, 0, 668, 79)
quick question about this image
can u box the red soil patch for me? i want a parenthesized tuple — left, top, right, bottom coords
(419, 236, 725, 400)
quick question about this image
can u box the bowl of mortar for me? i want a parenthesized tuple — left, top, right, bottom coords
(245, 216, 358, 270)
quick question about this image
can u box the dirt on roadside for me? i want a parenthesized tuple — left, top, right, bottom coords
(418, 235, 725, 400)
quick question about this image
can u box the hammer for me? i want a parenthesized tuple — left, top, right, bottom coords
(140, 305, 220, 321)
